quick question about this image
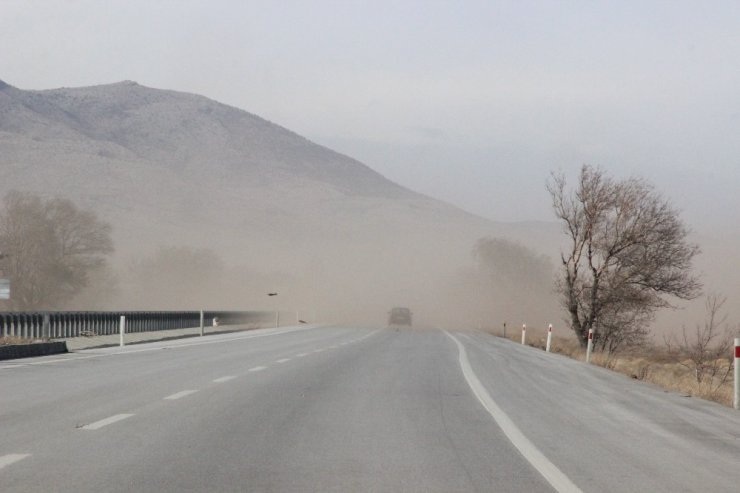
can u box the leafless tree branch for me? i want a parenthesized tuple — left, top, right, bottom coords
(548, 166, 701, 349)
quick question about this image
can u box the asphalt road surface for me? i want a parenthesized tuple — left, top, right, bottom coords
(1, 325, 739, 492)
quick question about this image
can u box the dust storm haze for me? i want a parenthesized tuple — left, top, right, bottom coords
(0, 78, 560, 328)
(2, 1, 740, 338)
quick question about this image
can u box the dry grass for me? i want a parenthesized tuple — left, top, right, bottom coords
(1, 336, 31, 345)
(483, 325, 735, 407)
(0, 336, 50, 345)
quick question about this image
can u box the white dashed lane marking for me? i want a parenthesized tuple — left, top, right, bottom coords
(248, 366, 267, 372)
(164, 390, 199, 400)
(275, 358, 291, 363)
(0, 454, 31, 470)
(213, 376, 236, 383)
(296, 353, 308, 357)
(79, 414, 135, 430)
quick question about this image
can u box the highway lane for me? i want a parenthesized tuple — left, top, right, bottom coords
(1, 326, 739, 492)
(1, 326, 551, 492)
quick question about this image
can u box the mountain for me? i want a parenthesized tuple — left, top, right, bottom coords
(0, 79, 558, 323)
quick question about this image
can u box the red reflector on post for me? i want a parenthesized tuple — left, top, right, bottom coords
(735, 346, 740, 358)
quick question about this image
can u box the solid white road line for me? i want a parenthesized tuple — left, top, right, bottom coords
(139, 325, 313, 352)
(0, 355, 105, 368)
(248, 366, 267, 372)
(445, 331, 583, 493)
(164, 390, 199, 400)
(275, 358, 291, 363)
(0, 454, 30, 470)
(213, 375, 236, 383)
(2, 326, 319, 370)
(29, 355, 102, 365)
(80, 413, 135, 430)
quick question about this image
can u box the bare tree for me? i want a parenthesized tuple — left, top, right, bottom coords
(665, 293, 734, 387)
(0, 191, 113, 309)
(474, 237, 552, 292)
(473, 237, 557, 326)
(547, 166, 701, 350)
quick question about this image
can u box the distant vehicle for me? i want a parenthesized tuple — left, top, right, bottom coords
(388, 307, 412, 326)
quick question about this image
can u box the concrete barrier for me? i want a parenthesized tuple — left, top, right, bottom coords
(0, 341, 68, 360)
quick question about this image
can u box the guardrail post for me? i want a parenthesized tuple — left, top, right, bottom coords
(43, 313, 50, 339)
(200, 310, 204, 337)
(586, 328, 594, 363)
(734, 338, 739, 410)
(119, 315, 126, 347)
(521, 324, 526, 345)
(546, 324, 553, 352)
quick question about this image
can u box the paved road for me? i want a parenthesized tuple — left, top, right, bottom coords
(1, 326, 739, 492)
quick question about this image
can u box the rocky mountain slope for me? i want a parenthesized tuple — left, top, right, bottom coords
(0, 79, 558, 322)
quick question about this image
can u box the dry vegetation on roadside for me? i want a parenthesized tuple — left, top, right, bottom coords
(0, 336, 50, 346)
(485, 325, 736, 407)
(0, 336, 38, 345)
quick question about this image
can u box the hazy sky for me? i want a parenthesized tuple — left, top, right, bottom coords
(2, 0, 739, 229)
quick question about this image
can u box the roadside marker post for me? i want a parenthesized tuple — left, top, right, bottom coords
(199, 310, 204, 337)
(734, 338, 739, 410)
(119, 316, 125, 347)
(586, 329, 594, 363)
(546, 324, 553, 352)
(521, 324, 526, 345)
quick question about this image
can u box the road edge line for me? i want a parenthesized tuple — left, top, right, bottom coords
(444, 330, 583, 493)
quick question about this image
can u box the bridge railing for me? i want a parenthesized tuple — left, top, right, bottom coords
(0, 311, 275, 340)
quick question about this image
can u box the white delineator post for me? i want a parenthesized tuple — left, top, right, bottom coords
(521, 324, 526, 345)
(734, 338, 739, 410)
(119, 316, 126, 347)
(546, 324, 553, 352)
(586, 328, 594, 363)
(199, 310, 204, 337)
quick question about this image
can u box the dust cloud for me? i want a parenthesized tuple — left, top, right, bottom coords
(25, 182, 740, 345)
(67, 220, 562, 333)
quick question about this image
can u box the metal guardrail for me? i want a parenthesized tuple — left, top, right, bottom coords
(0, 311, 274, 339)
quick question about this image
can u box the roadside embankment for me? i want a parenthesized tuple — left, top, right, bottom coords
(486, 326, 735, 407)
